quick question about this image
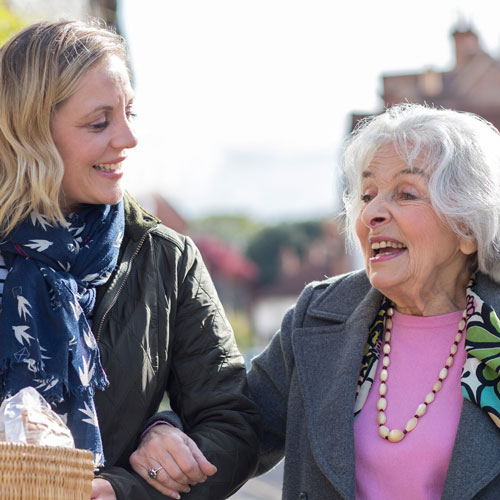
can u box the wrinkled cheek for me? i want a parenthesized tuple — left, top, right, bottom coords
(406, 250, 424, 280)
(355, 215, 365, 243)
(354, 219, 369, 263)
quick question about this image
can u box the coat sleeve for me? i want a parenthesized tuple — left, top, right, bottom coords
(99, 236, 261, 500)
(246, 283, 315, 476)
(164, 237, 261, 499)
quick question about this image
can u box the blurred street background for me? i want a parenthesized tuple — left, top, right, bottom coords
(230, 461, 283, 499)
(2, 1, 500, 497)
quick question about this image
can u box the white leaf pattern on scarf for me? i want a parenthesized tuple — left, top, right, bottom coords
(0, 201, 124, 467)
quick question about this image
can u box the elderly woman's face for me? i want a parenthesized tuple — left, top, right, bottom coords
(51, 55, 138, 214)
(355, 143, 476, 315)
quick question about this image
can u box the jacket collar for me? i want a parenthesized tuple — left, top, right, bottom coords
(123, 191, 161, 242)
(307, 270, 376, 320)
(94, 193, 160, 331)
(307, 270, 500, 317)
(292, 270, 500, 499)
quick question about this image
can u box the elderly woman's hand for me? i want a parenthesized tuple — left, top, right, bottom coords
(91, 478, 116, 499)
(130, 424, 217, 499)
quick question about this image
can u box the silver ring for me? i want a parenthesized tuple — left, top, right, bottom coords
(148, 466, 163, 480)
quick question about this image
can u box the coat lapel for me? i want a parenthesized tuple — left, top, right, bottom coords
(291, 271, 500, 498)
(442, 399, 500, 499)
(292, 278, 382, 499)
(441, 273, 500, 498)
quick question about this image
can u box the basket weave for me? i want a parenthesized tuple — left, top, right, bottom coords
(0, 442, 94, 499)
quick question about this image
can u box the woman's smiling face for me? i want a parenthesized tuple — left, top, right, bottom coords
(51, 55, 138, 214)
(355, 143, 476, 315)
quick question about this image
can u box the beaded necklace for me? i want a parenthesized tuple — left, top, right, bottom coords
(377, 305, 467, 443)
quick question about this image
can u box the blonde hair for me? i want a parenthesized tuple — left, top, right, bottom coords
(0, 19, 127, 236)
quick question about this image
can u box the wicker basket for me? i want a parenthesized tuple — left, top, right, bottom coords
(0, 442, 94, 499)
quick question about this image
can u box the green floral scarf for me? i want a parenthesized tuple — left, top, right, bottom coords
(355, 280, 500, 429)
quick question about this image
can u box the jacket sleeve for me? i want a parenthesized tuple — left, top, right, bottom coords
(246, 283, 316, 476)
(164, 237, 261, 499)
(98, 467, 182, 499)
(99, 236, 260, 500)
(246, 310, 292, 476)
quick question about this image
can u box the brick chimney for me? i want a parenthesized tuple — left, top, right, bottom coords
(453, 29, 481, 68)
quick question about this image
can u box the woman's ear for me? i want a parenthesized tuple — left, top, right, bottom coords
(459, 237, 478, 256)
(457, 223, 477, 256)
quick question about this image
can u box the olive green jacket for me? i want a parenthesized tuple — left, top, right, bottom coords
(94, 193, 260, 499)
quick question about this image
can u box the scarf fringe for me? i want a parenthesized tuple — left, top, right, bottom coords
(0, 356, 108, 403)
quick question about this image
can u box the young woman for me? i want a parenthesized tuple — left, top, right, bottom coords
(0, 20, 260, 500)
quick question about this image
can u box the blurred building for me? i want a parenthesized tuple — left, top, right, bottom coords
(352, 26, 500, 130)
(136, 192, 188, 234)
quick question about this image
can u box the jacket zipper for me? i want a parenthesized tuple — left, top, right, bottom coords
(95, 227, 154, 343)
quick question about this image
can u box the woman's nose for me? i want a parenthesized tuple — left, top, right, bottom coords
(111, 120, 138, 150)
(360, 197, 390, 228)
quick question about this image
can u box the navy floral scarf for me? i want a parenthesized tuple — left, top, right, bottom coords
(0, 201, 124, 467)
(355, 277, 500, 429)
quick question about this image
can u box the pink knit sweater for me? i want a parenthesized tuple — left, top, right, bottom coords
(354, 309, 466, 500)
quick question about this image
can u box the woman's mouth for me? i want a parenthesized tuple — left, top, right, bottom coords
(93, 162, 123, 172)
(370, 240, 407, 262)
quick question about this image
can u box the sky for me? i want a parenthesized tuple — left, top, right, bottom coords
(119, 0, 500, 223)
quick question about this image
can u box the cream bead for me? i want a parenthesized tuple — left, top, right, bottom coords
(385, 318, 393, 330)
(445, 356, 454, 368)
(450, 344, 458, 355)
(382, 356, 390, 368)
(377, 397, 387, 411)
(384, 331, 391, 342)
(379, 425, 389, 439)
(405, 417, 418, 432)
(455, 331, 463, 342)
(383, 344, 391, 355)
(377, 411, 387, 425)
(433, 380, 442, 393)
(379, 382, 387, 396)
(415, 403, 427, 417)
(439, 367, 448, 380)
(458, 320, 465, 331)
(388, 429, 405, 443)
(424, 392, 435, 404)
(380, 369, 388, 382)
(387, 307, 394, 317)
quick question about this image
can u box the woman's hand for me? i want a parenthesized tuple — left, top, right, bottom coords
(91, 478, 116, 499)
(130, 424, 217, 499)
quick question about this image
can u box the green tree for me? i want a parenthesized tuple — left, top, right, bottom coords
(190, 214, 264, 249)
(226, 310, 255, 352)
(246, 220, 323, 286)
(0, 3, 26, 46)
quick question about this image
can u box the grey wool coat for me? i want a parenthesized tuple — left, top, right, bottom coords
(247, 269, 500, 500)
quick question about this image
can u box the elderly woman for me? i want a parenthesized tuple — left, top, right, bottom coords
(242, 103, 500, 499)
(0, 20, 259, 500)
(133, 103, 500, 499)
